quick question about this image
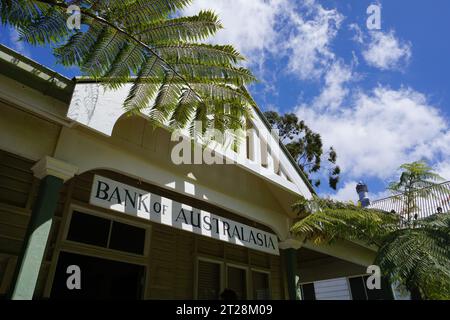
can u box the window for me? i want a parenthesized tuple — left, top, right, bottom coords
(67, 212, 110, 247)
(67, 211, 146, 255)
(196, 259, 272, 300)
(252, 271, 270, 300)
(301, 283, 316, 300)
(349, 275, 394, 300)
(227, 266, 247, 300)
(109, 221, 145, 255)
(197, 260, 221, 300)
(348, 277, 367, 300)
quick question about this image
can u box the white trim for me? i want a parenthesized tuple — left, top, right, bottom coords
(64, 204, 151, 257)
(226, 263, 250, 299)
(279, 238, 303, 250)
(66, 83, 313, 199)
(195, 257, 225, 300)
(31, 156, 78, 182)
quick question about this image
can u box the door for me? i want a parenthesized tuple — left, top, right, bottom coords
(50, 251, 145, 299)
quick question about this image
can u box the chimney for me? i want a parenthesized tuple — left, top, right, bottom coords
(356, 182, 370, 207)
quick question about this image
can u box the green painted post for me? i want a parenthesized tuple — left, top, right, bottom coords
(10, 175, 63, 300)
(284, 248, 298, 300)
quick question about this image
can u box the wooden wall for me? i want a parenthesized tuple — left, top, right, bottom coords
(65, 170, 284, 299)
(0, 165, 284, 299)
(0, 150, 37, 296)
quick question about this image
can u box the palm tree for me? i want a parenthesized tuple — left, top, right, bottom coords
(291, 162, 450, 300)
(0, 0, 257, 135)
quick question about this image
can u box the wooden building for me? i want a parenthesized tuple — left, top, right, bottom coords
(0, 44, 384, 300)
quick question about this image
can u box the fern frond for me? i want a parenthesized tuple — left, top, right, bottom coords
(148, 71, 184, 124)
(156, 44, 244, 66)
(102, 43, 147, 89)
(18, 6, 69, 45)
(124, 56, 165, 113)
(133, 10, 222, 42)
(190, 83, 257, 108)
(0, 0, 48, 27)
(169, 88, 199, 129)
(174, 63, 256, 86)
(81, 28, 127, 77)
(114, 0, 194, 29)
(2, 0, 257, 135)
(53, 22, 103, 66)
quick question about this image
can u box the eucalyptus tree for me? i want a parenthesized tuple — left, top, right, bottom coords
(0, 0, 257, 134)
(264, 111, 340, 190)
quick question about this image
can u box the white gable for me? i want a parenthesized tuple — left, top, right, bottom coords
(67, 82, 313, 199)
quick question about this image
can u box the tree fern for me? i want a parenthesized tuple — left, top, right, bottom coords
(292, 194, 450, 300)
(1, 0, 257, 137)
(18, 6, 68, 44)
(133, 10, 222, 43)
(124, 55, 166, 113)
(155, 44, 244, 66)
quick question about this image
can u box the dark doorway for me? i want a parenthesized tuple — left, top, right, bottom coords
(51, 251, 145, 299)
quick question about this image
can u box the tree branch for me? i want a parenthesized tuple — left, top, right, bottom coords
(33, 0, 203, 101)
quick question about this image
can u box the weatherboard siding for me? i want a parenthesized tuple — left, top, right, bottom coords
(313, 278, 352, 300)
(0, 150, 40, 296)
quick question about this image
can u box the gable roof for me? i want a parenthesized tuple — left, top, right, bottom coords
(0, 44, 315, 197)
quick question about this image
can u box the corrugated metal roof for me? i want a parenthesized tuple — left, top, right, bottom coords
(368, 181, 450, 220)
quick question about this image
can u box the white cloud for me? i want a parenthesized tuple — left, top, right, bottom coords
(349, 23, 363, 44)
(362, 30, 411, 70)
(282, 0, 343, 80)
(309, 61, 353, 110)
(183, 0, 343, 80)
(323, 180, 390, 203)
(183, 0, 284, 67)
(297, 86, 450, 181)
(436, 161, 450, 181)
(325, 180, 360, 202)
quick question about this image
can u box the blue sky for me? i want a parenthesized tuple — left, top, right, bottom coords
(1, 0, 449, 202)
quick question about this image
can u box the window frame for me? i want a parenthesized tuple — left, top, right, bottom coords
(250, 268, 272, 300)
(45, 203, 152, 299)
(62, 204, 151, 258)
(195, 256, 225, 300)
(226, 263, 250, 300)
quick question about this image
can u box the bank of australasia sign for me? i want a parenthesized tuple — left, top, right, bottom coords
(90, 175, 279, 255)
